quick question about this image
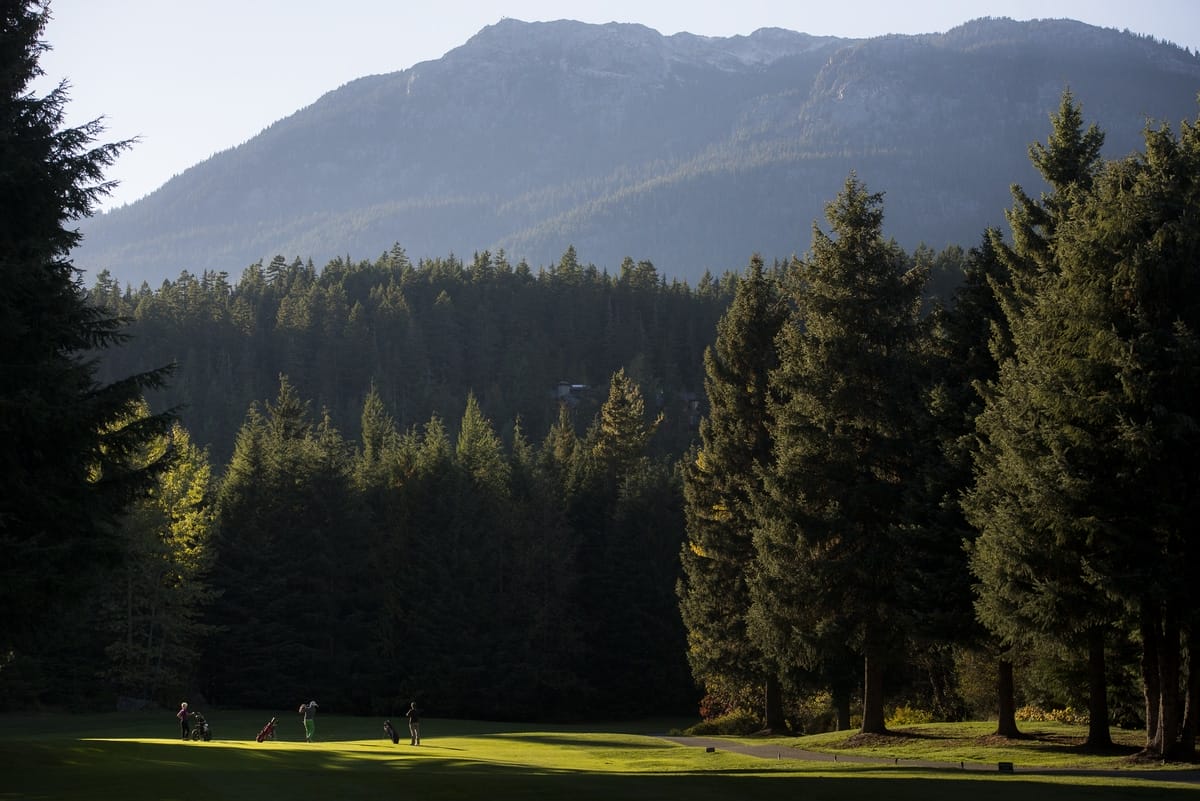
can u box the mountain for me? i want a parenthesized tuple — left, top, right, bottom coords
(74, 17, 1200, 287)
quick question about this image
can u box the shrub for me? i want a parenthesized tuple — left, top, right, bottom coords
(886, 704, 935, 727)
(1015, 704, 1089, 725)
(788, 691, 838, 734)
(685, 709, 762, 736)
(694, 677, 764, 722)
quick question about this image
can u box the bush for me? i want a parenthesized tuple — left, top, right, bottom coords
(886, 704, 935, 727)
(695, 680, 763, 722)
(788, 691, 838, 734)
(685, 709, 762, 736)
(1015, 704, 1089, 725)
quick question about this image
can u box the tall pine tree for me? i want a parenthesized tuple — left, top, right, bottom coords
(751, 175, 928, 734)
(570, 369, 678, 714)
(205, 377, 364, 709)
(100, 417, 215, 703)
(1045, 115, 1200, 758)
(678, 256, 790, 730)
(965, 91, 1118, 749)
(924, 233, 1024, 734)
(0, 1, 174, 688)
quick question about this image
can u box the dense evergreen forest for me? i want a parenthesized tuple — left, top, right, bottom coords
(88, 247, 736, 466)
(4, 1, 1199, 762)
(68, 212, 960, 723)
(61, 248, 752, 720)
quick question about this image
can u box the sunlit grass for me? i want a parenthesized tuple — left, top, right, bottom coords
(738, 720, 1162, 770)
(0, 712, 1194, 801)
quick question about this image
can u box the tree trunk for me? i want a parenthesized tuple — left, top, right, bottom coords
(926, 650, 950, 718)
(764, 674, 786, 733)
(1182, 626, 1198, 759)
(1155, 610, 1182, 759)
(1141, 607, 1162, 751)
(1085, 627, 1112, 749)
(861, 648, 887, 734)
(832, 685, 852, 731)
(995, 656, 1021, 738)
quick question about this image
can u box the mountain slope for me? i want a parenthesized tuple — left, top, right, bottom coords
(75, 17, 1200, 286)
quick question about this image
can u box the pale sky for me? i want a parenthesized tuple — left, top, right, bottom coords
(33, 0, 1200, 211)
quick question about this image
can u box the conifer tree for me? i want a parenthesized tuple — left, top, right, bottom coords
(351, 383, 410, 692)
(203, 403, 271, 704)
(678, 256, 789, 730)
(1113, 120, 1200, 759)
(924, 233, 1024, 734)
(205, 377, 363, 708)
(392, 404, 549, 718)
(1030, 115, 1200, 758)
(988, 88, 1105, 317)
(422, 398, 513, 715)
(965, 92, 1119, 748)
(589, 368, 659, 469)
(100, 417, 215, 702)
(357, 381, 402, 472)
(541, 403, 581, 483)
(501, 421, 584, 718)
(456, 392, 510, 491)
(0, 1, 174, 668)
(964, 239, 1127, 748)
(751, 175, 928, 734)
(569, 369, 676, 713)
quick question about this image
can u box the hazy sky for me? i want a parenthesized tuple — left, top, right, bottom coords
(34, 0, 1200, 211)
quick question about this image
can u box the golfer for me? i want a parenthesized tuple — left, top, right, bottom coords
(406, 701, 421, 745)
(177, 701, 190, 739)
(300, 700, 319, 742)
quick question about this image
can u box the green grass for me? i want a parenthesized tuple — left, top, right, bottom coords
(0, 712, 1195, 801)
(742, 721, 1172, 770)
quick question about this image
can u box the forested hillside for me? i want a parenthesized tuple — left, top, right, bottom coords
(73, 232, 967, 721)
(73, 17, 1200, 287)
(79, 245, 733, 717)
(90, 247, 738, 465)
(198, 368, 695, 719)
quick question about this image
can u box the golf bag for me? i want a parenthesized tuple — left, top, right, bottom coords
(189, 712, 212, 741)
(256, 717, 278, 742)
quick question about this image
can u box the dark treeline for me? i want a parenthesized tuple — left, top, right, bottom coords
(75, 249, 747, 720)
(89, 247, 734, 467)
(60, 225, 959, 723)
(199, 370, 692, 720)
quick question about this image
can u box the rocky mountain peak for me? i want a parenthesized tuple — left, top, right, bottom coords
(74, 18, 1200, 288)
(450, 17, 845, 77)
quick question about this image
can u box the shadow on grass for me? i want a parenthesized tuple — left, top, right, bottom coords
(968, 730, 1144, 760)
(838, 727, 1143, 759)
(481, 732, 667, 749)
(2, 738, 1194, 801)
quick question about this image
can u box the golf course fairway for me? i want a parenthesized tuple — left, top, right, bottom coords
(1, 712, 1196, 800)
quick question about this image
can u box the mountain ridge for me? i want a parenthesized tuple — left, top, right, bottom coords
(74, 17, 1200, 287)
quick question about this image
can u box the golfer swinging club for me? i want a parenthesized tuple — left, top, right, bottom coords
(299, 700, 319, 742)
